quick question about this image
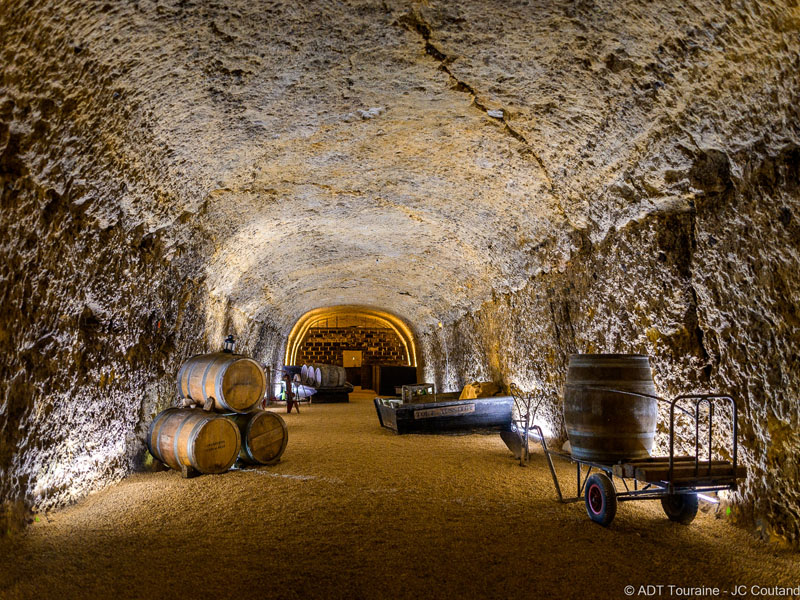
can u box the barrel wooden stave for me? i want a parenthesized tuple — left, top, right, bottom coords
(312, 366, 322, 388)
(226, 410, 288, 465)
(147, 408, 241, 474)
(563, 354, 657, 462)
(146, 407, 179, 464)
(177, 353, 266, 413)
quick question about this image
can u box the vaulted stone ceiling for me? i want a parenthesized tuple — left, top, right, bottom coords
(9, 0, 795, 329)
(1, 1, 799, 545)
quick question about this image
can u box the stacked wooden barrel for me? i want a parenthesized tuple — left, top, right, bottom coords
(317, 364, 347, 388)
(147, 349, 289, 476)
(147, 408, 241, 474)
(177, 352, 266, 413)
(300, 363, 346, 388)
(300, 364, 321, 388)
(226, 410, 288, 465)
(299, 362, 351, 403)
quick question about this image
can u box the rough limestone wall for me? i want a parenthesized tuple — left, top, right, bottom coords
(691, 145, 800, 545)
(0, 105, 288, 532)
(0, 118, 209, 522)
(0, 4, 281, 530)
(421, 144, 800, 547)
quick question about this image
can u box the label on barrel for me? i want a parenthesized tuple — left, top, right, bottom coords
(414, 403, 475, 419)
(205, 440, 227, 452)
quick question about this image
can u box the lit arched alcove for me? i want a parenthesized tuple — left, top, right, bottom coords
(286, 306, 418, 366)
(285, 306, 420, 390)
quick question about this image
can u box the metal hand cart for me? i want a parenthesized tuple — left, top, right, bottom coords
(533, 390, 745, 526)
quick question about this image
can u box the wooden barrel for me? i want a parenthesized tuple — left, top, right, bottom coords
(147, 408, 241, 474)
(314, 363, 346, 388)
(299, 365, 315, 387)
(226, 410, 288, 465)
(563, 354, 658, 462)
(310, 366, 321, 387)
(177, 353, 266, 413)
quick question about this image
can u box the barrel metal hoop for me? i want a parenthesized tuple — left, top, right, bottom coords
(254, 360, 267, 403)
(177, 355, 200, 398)
(146, 408, 174, 460)
(200, 356, 223, 407)
(564, 384, 660, 400)
(243, 413, 257, 462)
(186, 416, 210, 471)
(215, 357, 237, 412)
(565, 385, 696, 420)
(566, 427, 656, 439)
(172, 412, 194, 469)
(176, 361, 188, 399)
(182, 356, 202, 400)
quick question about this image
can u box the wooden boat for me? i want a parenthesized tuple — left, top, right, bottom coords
(373, 392, 513, 434)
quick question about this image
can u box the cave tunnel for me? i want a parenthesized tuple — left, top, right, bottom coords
(1, 0, 799, 598)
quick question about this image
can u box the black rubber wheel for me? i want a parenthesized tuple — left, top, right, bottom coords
(661, 493, 699, 524)
(584, 472, 617, 526)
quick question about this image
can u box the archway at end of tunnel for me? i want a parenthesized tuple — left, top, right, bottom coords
(285, 306, 420, 395)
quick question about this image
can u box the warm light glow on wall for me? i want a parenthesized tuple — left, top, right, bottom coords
(285, 306, 417, 367)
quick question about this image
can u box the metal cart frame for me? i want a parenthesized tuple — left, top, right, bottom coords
(533, 389, 742, 526)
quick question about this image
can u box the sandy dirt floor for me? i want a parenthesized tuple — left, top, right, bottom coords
(1, 390, 797, 600)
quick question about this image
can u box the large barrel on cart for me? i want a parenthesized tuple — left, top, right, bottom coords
(563, 354, 657, 462)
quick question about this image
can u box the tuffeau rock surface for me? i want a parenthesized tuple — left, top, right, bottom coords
(1, 0, 798, 546)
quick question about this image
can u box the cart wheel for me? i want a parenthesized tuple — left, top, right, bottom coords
(661, 493, 699, 524)
(584, 472, 617, 526)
